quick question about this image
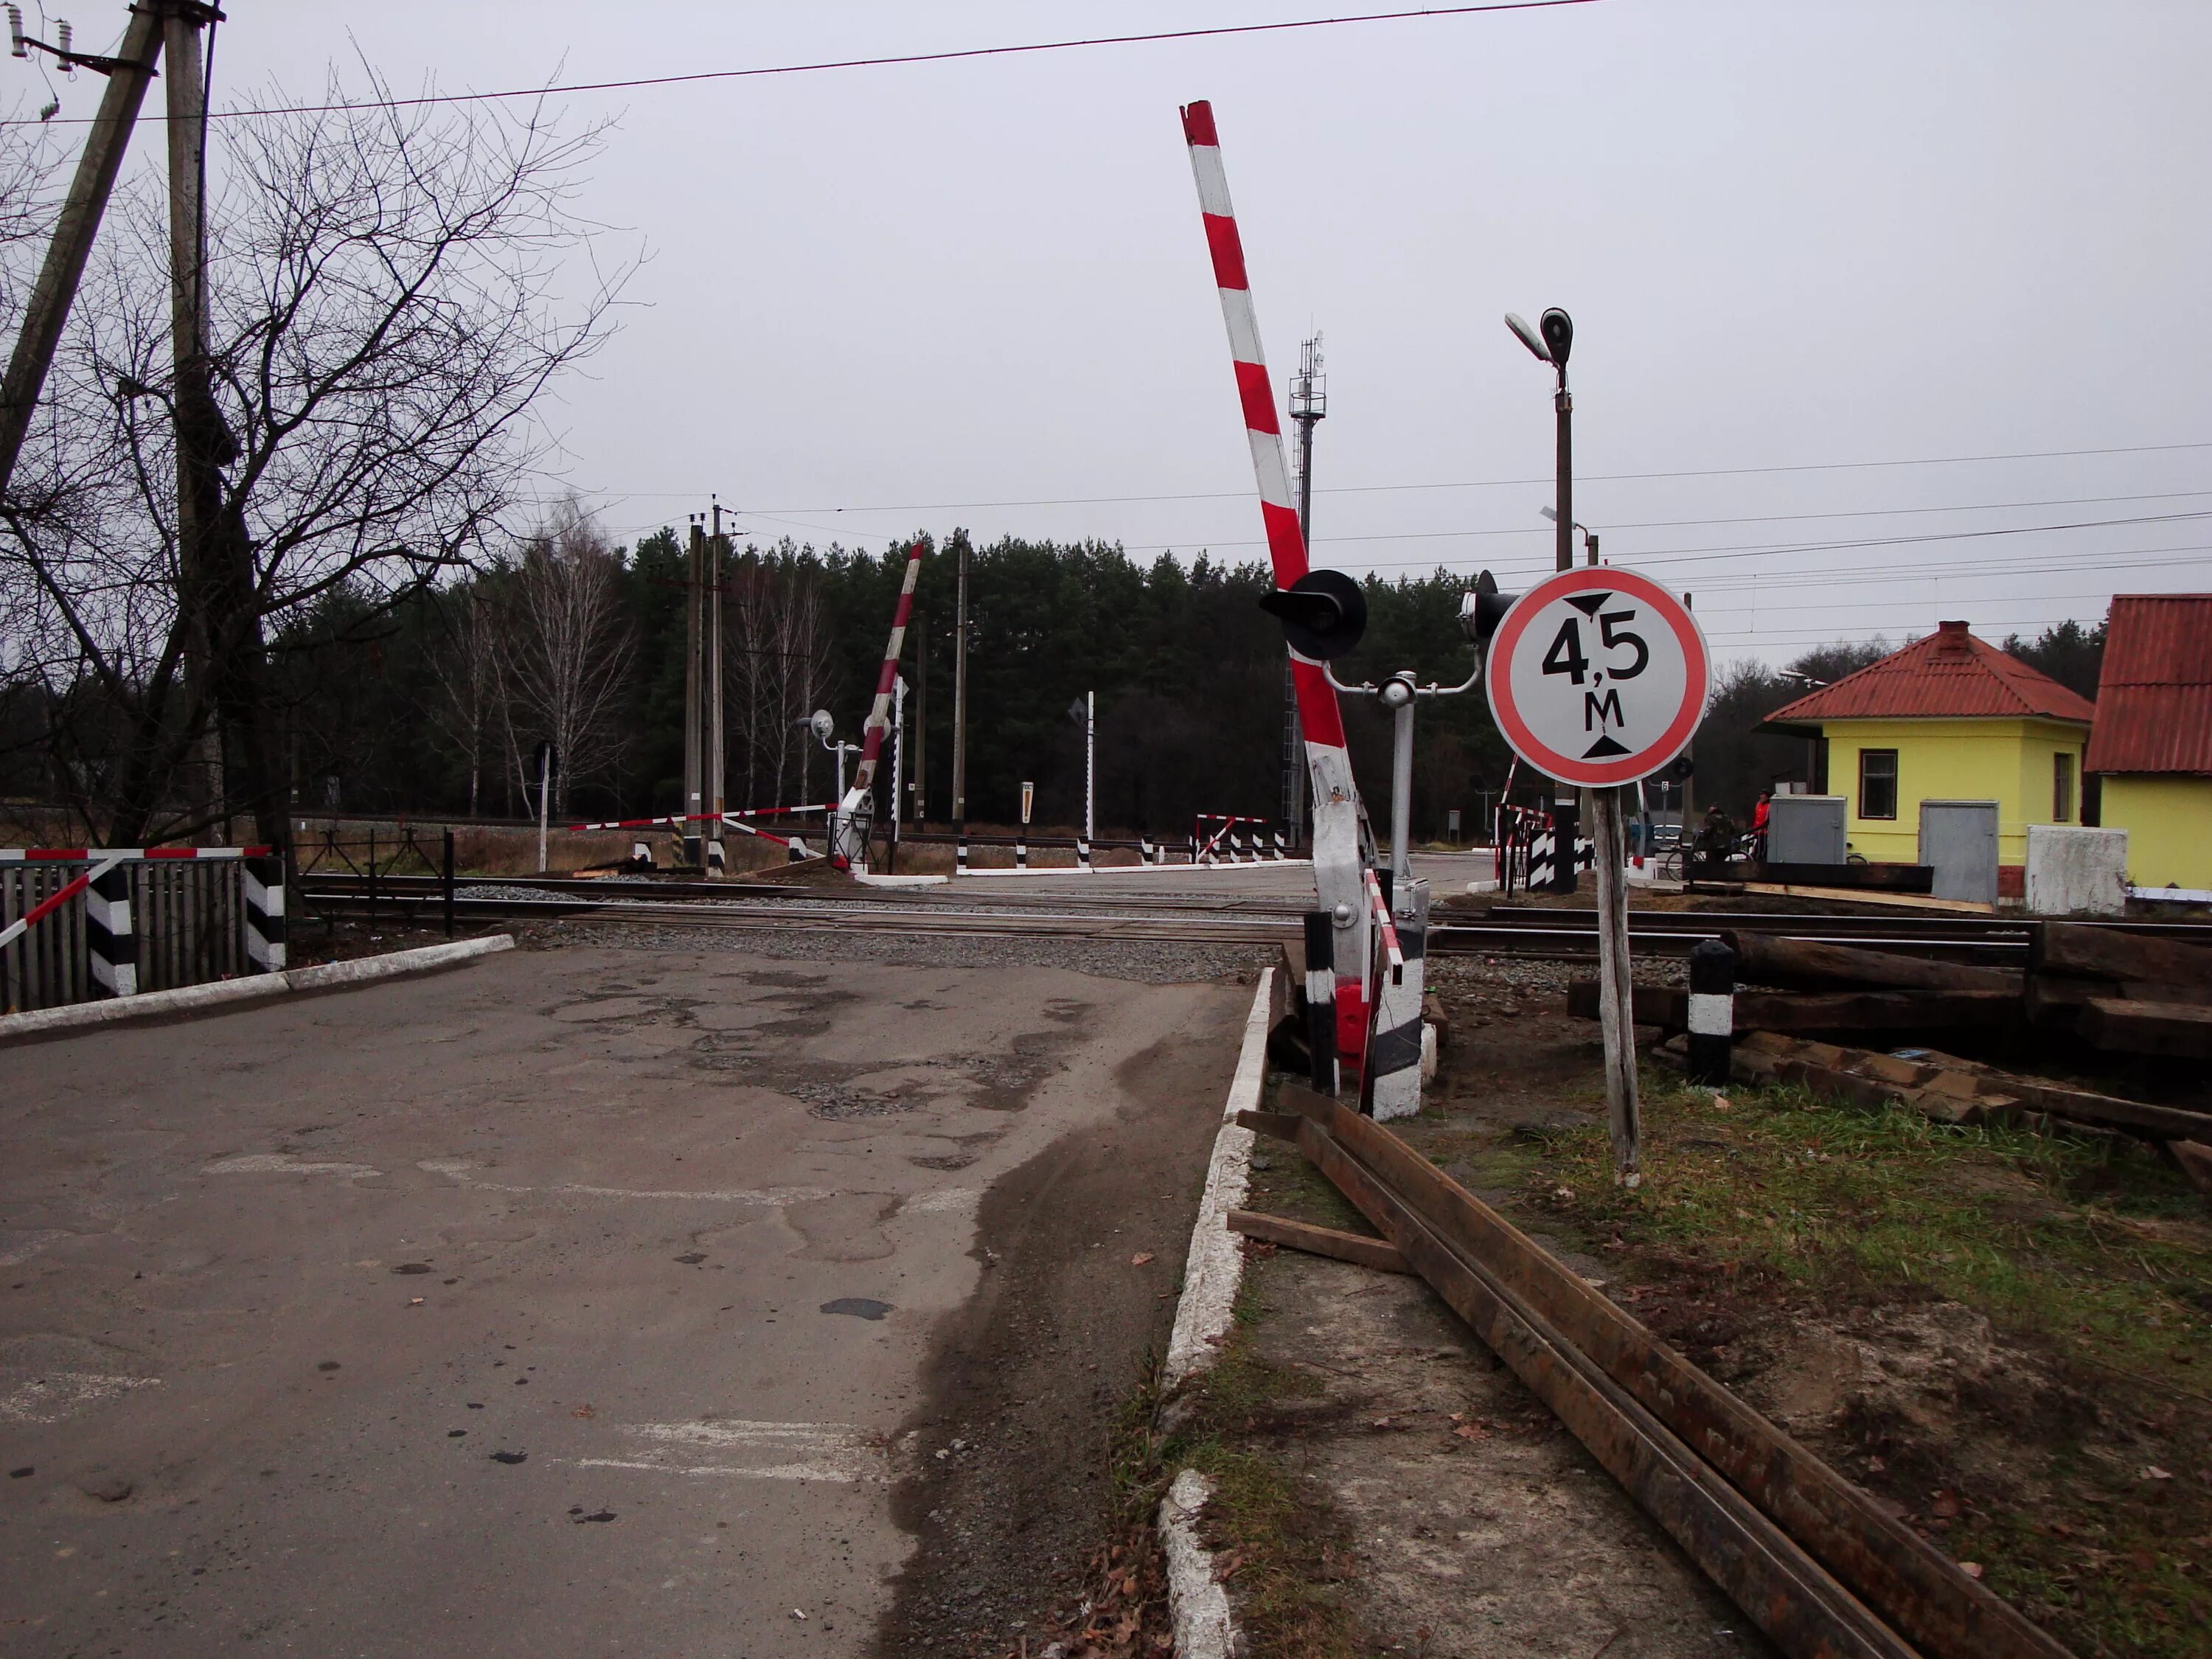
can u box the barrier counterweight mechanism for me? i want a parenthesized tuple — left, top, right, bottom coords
(832, 539, 925, 873)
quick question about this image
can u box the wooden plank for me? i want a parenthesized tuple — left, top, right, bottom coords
(1232, 1109, 1303, 1141)
(1568, 981, 2019, 1036)
(2035, 919, 2212, 990)
(1275, 1083, 2073, 1659)
(1226, 1208, 1412, 1273)
(1286, 1116, 1919, 1659)
(2077, 997, 2212, 1060)
(1724, 931, 2019, 993)
(1735, 1031, 2212, 1141)
(1740, 882, 1997, 915)
(1752, 860, 1935, 894)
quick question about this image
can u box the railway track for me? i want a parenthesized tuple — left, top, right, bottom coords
(296, 874, 2212, 963)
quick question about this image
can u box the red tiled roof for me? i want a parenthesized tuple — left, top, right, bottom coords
(1765, 622, 2096, 726)
(2085, 594, 2212, 775)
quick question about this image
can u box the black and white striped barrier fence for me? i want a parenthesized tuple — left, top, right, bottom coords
(243, 855, 285, 973)
(85, 861, 138, 998)
(1686, 938, 1735, 1088)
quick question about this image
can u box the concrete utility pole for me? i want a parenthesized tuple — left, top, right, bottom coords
(951, 538, 969, 832)
(911, 610, 927, 825)
(1084, 689, 1096, 841)
(162, 2, 230, 840)
(0, 2, 164, 500)
(707, 501, 728, 873)
(683, 517, 704, 866)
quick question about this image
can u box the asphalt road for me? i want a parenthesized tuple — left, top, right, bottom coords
(0, 945, 1250, 1656)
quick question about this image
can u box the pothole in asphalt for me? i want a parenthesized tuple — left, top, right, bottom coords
(821, 1298, 893, 1321)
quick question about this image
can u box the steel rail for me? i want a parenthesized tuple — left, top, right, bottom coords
(1260, 1085, 2077, 1659)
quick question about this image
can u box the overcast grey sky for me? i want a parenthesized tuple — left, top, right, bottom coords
(29, 0, 2212, 668)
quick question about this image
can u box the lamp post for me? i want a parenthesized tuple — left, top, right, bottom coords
(1539, 505, 1599, 566)
(1506, 308, 1575, 574)
(1507, 307, 1582, 891)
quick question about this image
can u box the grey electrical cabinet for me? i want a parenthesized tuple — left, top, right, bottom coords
(1767, 794, 1846, 865)
(1919, 799, 2000, 905)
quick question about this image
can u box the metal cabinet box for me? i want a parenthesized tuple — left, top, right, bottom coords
(1767, 794, 1846, 865)
(1918, 799, 2000, 905)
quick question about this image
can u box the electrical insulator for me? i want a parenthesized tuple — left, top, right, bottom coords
(7, 7, 26, 59)
(55, 17, 71, 70)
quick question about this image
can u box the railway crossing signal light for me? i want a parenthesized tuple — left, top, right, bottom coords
(1457, 570, 1517, 655)
(1259, 568, 1368, 661)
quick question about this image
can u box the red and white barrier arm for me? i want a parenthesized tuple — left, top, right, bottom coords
(1182, 100, 1370, 1063)
(1, 846, 269, 863)
(0, 856, 119, 951)
(834, 539, 925, 866)
(1366, 869, 1405, 987)
(566, 806, 832, 833)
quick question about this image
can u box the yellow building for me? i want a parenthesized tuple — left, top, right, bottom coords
(1764, 622, 2095, 893)
(2086, 595, 2212, 894)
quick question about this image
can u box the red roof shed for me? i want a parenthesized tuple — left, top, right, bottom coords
(2085, 595, 2212, 776)
(1764, 621, 2095, 728)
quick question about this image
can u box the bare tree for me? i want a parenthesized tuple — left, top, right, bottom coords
(492, 502, 633, 817)
(424, 585, 500, 816)
(0, 66, 628, 848)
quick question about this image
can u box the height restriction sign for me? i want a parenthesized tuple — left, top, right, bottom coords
(1485, 567, 1710, 787)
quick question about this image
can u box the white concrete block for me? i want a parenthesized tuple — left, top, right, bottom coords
(2025, 825, 2129, 917)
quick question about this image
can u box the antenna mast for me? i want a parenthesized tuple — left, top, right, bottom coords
(1282, 333, 1325, 843)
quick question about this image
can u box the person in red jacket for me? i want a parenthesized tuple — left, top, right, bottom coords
(1751, 790, 1773, 860)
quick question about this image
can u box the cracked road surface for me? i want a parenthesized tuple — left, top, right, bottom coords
(0, 945, 1248, 1655)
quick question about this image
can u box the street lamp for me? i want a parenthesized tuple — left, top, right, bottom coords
(1539, 505, 1599, 566)
(1505, 308, 1575, 573)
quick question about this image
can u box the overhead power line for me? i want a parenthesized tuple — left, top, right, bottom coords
(9, 1, 1600, 127)
(577, 438, 2212, 518)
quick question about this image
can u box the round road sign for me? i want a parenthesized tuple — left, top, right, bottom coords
(1485, 567, 1709, 787)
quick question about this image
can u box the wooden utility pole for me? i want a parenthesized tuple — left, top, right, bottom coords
(0, 3, 164, 499)
(683, 517, 704, 866)
(951, 538, 969, 832)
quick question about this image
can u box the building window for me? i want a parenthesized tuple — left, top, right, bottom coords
(1858, 749, 1898, 821)
(2053, 751, 2074, 822)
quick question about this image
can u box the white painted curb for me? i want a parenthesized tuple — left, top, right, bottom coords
(1164, 966, 1272, 1385)
(1154, 969, 1273, 1659)
(1158, 1469, 1234, 1659)
(0, 935, 516, 1046)
(853, 872, 948, 888)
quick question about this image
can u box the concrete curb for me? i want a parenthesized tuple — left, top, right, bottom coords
(1153, 967, 1272, 1659)
(1158, 1469, 1234, 1659)
(1163, 966, 1272, 1385)
(854, 872, 948, 888)
(0, 935, 516, 1046)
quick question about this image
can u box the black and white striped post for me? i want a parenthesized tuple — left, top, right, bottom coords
(1015, 835, 1027, 869)
(1141, 835, 1158, 866)
(441, 830, 456, 941)
(1076, 834, 1092, 872)
(85, 859, 137, 998)
(956, 837, 969, 873)
(1686, 937, 1736, 1089)
(243, 855, 286, 972)
(1301, 910, 1339, 1095)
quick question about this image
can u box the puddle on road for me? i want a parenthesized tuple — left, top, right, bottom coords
(821, 1298, 894, 1321)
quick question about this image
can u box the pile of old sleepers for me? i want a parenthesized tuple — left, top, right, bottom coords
(1229, 1085, 2080, 1659)
(1566, 921, 2212, 1185)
